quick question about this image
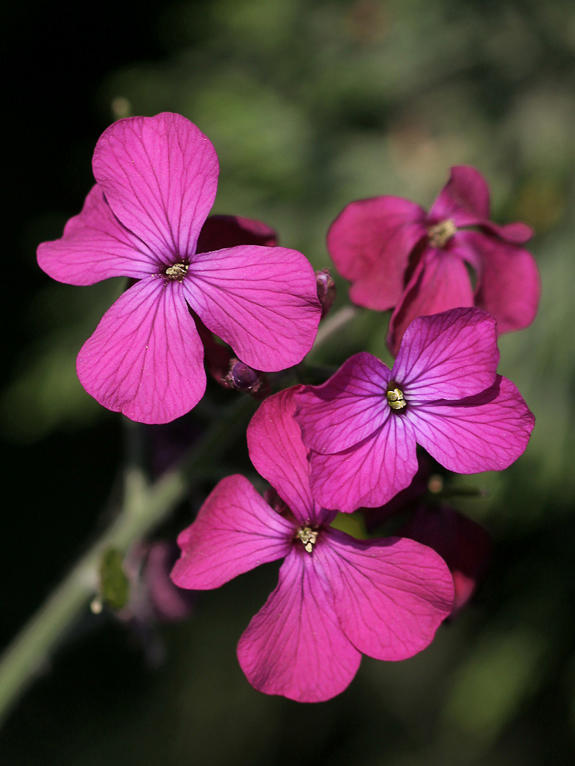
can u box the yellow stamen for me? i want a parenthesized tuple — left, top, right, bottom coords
(297, 526, 319, 554)
(165, 262, 189, 281)
(427, 218, 456, 248)
(387, 387, 406, 411)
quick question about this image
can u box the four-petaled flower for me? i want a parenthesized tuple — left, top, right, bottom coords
(327, 165, 541, 354)
(171, 388, 454, 702)
(37, 113, 321, 424)
(295, 308, 535, 512)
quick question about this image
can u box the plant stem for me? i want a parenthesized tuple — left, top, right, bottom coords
(0, 395, 256, 727)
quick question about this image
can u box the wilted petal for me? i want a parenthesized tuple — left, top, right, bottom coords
(458, 230, 541, 334)
(393, 308, 499, 403)
(409, 376, 535, 473)
(37, 185, 159, 285)
(318, 530, 453, 659)
(171, 475, 293, 590)
(247, 389, 321, 526)
(295, 353, 391, 455)
(184, 246, 321, 371)
(387, 250, 474, 356)
(327, 196, 427, 310)
(399, 505, 492, 615)
(196, 214, 277, 252)
(429, 166, 490, 226)
(77, 277, 205, 424)
(237, 551, 361, 702)
(93, 113, 219, 261)
(308, 414, 419, 512)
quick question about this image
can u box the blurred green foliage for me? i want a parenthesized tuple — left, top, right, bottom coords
(4, 0, 575, 764)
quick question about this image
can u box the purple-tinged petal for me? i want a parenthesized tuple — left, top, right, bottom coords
(37, 185, 159, 285)
(392, 308, 499, 403)
(184, 246, 321, 371)
(429, 166, 490, 226)
(457, 230, 541, 334)
(77, 277, 205, 424)
(317, 530, 453, 660)
(308, 414, 419, 512)
(295, 353, 391, 455)
(399, 505, 492, 616)
(247, 389, 323, 526)
(171, 475, 293, 590)
(327, 196, 427, 310)
(409, 376, 535, 473)
(196, 214, 277, 253)
(237, 550, 361, 702)
(479, 220, 533, 245)
(387, 249, 474, 356)
(93, 113, 219, 261)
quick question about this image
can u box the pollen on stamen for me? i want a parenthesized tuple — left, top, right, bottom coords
(164, 262, 189, 282)
(297, 526, 319, 554)
(427, 218, 456, 248)
(387, 383, 407, 411)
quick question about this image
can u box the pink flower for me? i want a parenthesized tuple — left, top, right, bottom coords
(171, 388, 454, 702)
(327, 165, 540, 354)
(295, 308, 535, 512)
(37, 113, 321, 424)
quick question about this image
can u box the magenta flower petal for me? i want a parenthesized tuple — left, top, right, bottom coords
(479, 220, 533, 245)
(457, 230, 541, 334)
(388, 250, 474, 356)
(171, 475, 293, 590)
(184, 245, 320, 371)
(295, 353, 391, 455)
(318, 530, 453, 659)
(196, 215, 277, 252)
(327, 197, 427, 310)
(77, 277, 205, 424)
(399, 505, 492, 615)
(429, 165, 490, 226)
(237, 551, 361, 703)
(247, 388, 321, 525)
(409, 375, 535, 473)
(393, 308, 499, 403)
(37, 185, 159, 285)
(92, 113, 219, 260)
(308, 415, 419, 512)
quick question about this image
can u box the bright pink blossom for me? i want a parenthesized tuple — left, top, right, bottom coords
(171, 388, 454, 702)
(327, 165, 540, 354)
(295, 308, 535, 512)
(37, 113, 321, 423)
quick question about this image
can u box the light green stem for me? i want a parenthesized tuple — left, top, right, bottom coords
(0, 395, 256, 727)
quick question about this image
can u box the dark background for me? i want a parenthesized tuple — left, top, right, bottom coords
(2, 1, 575, 764)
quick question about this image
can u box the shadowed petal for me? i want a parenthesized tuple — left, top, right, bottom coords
(184, 246, 321, 371)
(393, 308, 499, 403)
(171, 475, 293, 590)
(247, 389, 322, 526)
(327, 196, 427, 310)
(409, 376, 535, 473)
(77, 277, 205, 424)
(429, 166, 490, 225)
(399, 504, 492, 615)
(93, 113, 219, 261)
(237, 551, 361, 702)
(318, 530, 453, 659)
(387, 250, 474, 356)
(196, 215, 277, 252)
(37, 185, 159, 285)
(308, 414, 419, 512)
(295, 353, 391, 455)
(458, 230, 541, 334)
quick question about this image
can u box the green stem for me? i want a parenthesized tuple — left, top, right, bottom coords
(0, 395, 256, 727)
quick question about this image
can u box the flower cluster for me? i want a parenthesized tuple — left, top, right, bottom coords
(37, 113, 538, 702)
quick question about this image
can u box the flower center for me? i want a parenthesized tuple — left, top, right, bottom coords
(427, 218, 456, 248)
(164, 262, 189, 282)
(387, 381, 406, 411)
(297, 526, 319, 554)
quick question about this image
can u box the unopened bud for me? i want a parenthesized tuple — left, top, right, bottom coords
(316, 269, 336, 318)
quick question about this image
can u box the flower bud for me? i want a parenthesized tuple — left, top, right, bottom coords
(316, 269, 336, 318)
